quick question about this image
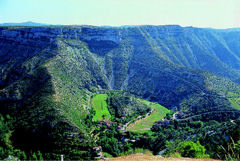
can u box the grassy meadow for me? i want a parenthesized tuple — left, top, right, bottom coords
(128, 100, 170, 133)
(91, 94, 111, 121)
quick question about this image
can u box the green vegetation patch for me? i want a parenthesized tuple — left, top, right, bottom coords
(229, 97, 240, 110)
(103, 152, 113, 158)
(164, 140, 209, 158)
(227, 92, 240, 110)
(91, 94, 111, 121)
(128, 100, 170, 133)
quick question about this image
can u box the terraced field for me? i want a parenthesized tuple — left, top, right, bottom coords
(91, 94, 111, 121)
(127, 101, 170, 133)
(227, 92, 240, 110)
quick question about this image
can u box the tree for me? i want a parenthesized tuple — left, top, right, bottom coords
(0, 114, 13, 159)
(13, 149, 27, 160)
(37, 150, 44, 160)
(165, 140, 209, 158)
(178, 141, 209, 158)
(97, 136, 121, 156)
(31, 152, 38, 160)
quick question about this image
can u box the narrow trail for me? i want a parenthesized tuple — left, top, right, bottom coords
(121, 109, 154, 132)
(126, 109, 155, 131)
(175, 110, 240, 121)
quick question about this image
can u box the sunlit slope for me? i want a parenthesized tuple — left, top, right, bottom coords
(127, 101, 170, 133)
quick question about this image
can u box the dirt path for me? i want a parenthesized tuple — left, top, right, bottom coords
(101, 153, 220, 161)
(126, 109, 155, 131)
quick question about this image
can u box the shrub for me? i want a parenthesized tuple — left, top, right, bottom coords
(178, 141, 209, 158)
(220, 139, 240, 160)
(165, 140, 209, 158)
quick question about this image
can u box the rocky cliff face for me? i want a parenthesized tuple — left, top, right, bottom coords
(1, 25, 240, 110)
(1, 25, 240, 78)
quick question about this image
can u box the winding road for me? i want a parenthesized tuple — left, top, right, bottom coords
(174, 110, 240, 122)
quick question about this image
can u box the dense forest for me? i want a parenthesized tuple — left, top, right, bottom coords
(1, 91, 240, 160)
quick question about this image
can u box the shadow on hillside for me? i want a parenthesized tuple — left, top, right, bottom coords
(1, 65, 61, 151)
(82, 39, 119, 56)
(0, 41, 77, 153)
